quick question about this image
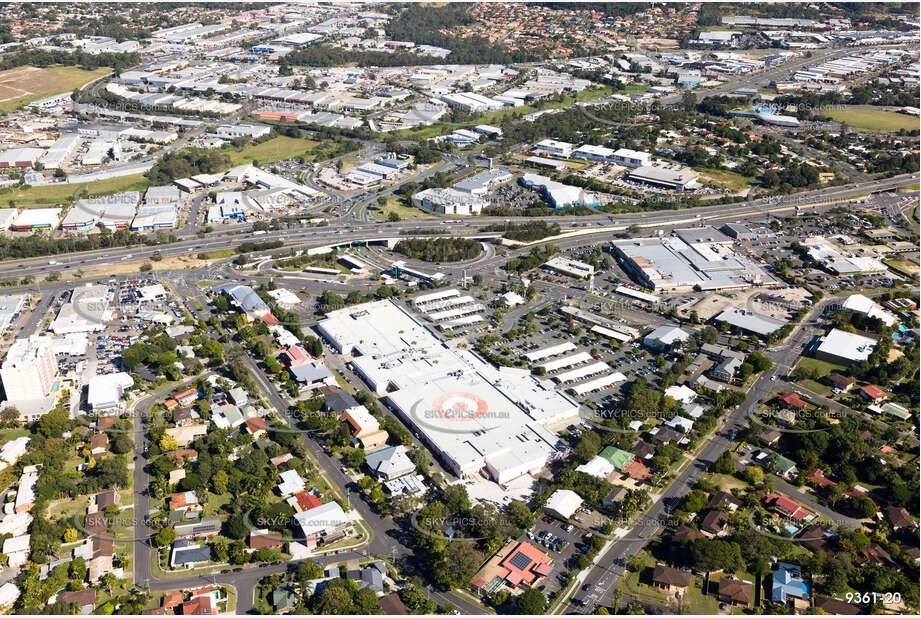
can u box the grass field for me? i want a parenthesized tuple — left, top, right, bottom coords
(0, 427, 30, 442)
(797, 377, 831, 395)
(884, 258, 919, 277)
(0, 65, 112, 112)
(368, 196, 433, 219)
(794, 356, 846, 379)
(3, 173, 151, 209)
(228, 136, 319, 167)
(698, 167, 751, 191)
(703, 472, 748, 492)
(825, 108, 919, 133)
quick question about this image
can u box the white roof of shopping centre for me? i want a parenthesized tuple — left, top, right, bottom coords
(317, 300, 578, 484)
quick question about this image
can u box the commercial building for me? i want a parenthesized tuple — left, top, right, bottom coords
(544, 489, 583, 520)
(412, 187, 487, 215)
(1, 336, 57, 402)
(544, 256, 594, 279)
(626, 165, 699, 190)
(215, 123, 271, 139)
(714, 307, 787, 337)
(10, 208, 62, 231)
(814, 328, 877, 366)
(0, 437, 29, 472)
(440, 92, 503, 113)
(317, 300, 577, 486)
(644, 325, 690, 350)
(51, 285, 111, 334)
(572, 144, 616, 162)
(800, 237, 888, 274)
(720, 222, 762, 241)
(131, 204, 177, 230)
(0, 148, 44, 169)
(86, 372, 133, 413)
(533, 139, 574, 158)
(839, 294, 898, 327)
(519, 173, 599, 208)
(62, 192, 139, 231)
(610, 232, 774, 292)
(0, 293, 26, 333)
(272, 32, 323, 47)
(0, 208, 17, 230)
(453, 168, 513, 196)
(611, 148, 652, 168)
(0, 582, 20, 610)
(41, 134, 80, 169)
(145, 185, 182, 206)
(525, 156, 566, 171)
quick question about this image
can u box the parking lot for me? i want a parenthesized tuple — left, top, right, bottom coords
(481, 309, 674, 411)
(525, 514, 592, 596)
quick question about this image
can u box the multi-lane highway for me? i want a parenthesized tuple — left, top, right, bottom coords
(3, 172, 916, 281)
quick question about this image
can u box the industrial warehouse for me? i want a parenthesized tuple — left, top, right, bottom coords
(317, 300, 579, 486)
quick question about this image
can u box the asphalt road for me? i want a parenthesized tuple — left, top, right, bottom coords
(562, 300, 844, 614)
(3, 172, 916, 281)
(135, 279, 485, 614)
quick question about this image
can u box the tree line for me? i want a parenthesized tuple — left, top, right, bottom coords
(0, 48, 140, 72)
(393, 237, 482, 263)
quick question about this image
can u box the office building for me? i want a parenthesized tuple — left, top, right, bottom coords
(1, 336, 57, 402)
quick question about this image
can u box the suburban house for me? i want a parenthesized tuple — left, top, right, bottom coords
(651, 564, 691, 594)
(174, 517, 221, 540)
(364, 445, 416, 481)
(859, 384, 888, 402)
(771, 562, 809, 605)
(717, 578, 752, 607)
(249, 529, 284, 551)
(764, 494, 810, 521)
(168, 490, 201, 512)
(244, 417, 268, 439)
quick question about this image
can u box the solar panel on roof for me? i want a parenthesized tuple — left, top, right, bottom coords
(508, 550, 532, 570)
(192, 524, 214, 534)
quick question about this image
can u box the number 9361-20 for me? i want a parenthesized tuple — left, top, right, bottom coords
(845, 592, 902, 605)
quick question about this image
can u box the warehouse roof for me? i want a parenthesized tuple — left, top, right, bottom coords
(816, 328, 877, 363)
(715, 307, 787, 336)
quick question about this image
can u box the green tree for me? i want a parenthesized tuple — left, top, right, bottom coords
(435, 542, 482, 589)
(516, 588, 547, 614)
(153, 527, 176, 547)
(850, 494, 877, 518)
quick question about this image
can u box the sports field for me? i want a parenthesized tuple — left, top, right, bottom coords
(825, 108, 919, 133)
(0, 65, 112, 112)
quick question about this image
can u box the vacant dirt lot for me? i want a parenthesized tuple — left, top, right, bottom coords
(0, 65, 111, 110)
